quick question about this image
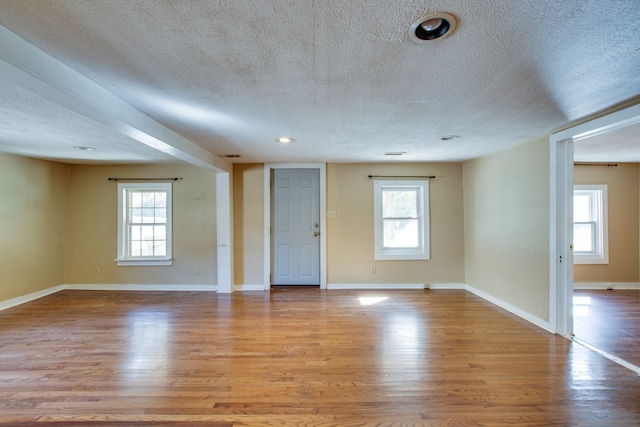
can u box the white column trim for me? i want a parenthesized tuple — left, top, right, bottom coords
(216, 173, 233, 293)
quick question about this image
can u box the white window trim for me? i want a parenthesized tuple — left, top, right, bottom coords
(374, 180, 430, 261)
(116, 182, 173, 266)
(573, 184, 608, 265)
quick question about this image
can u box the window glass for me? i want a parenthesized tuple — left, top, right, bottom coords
(117, 182, 172, 266)
(382, 189, 417, 218)
(374, 180, 429, 260)
(573, 223, 594, 252)
(383, 219, 419, 248)
(573, 185, 607, 265)
(573, 194, 591, 222)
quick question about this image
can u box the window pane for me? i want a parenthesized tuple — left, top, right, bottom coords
(154, 241, 166, 257)
(573, 194, 591, 222)
(154, 225, 166, 240)
(382, 189, 417, 218)
(141, 240, 154, 256)
(155, 192, 167, 208)
(130, 207, 143, 223)
(130, 241, 141, 257)
(142, 208, 155, 223)
(130, 225, 141, 240)
(574, 223, 594, 252)
(155, 208, 167, 223)
(142, 192, 155, 207)
(130, 192, 142, 208)
(383, 219, 418, 248)
(140, 225, 155, 241)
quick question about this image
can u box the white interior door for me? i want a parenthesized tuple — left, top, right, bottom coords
(272, 169, 320, 285)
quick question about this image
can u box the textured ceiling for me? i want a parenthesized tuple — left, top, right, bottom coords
(574, 122, 640, 163)
(0, 0, 639, 165)
(0, 79, 179, 164)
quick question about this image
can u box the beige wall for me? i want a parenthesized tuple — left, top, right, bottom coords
(232, 162, 465, 287)
(573, 163, 639, 283)
(65, 163, 217, 285)
(0, 153, 68, 301)
(233, 163, 265, 285)
(463, 137, 550, 321)
(327, 163, 465, 285)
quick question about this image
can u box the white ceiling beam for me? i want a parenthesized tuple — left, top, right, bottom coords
(0, 25, 230, 173)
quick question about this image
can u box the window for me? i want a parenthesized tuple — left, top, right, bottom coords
(374, 180, 430, 260)
(117, 182, 172, 266)
(573, 184, 608, 264)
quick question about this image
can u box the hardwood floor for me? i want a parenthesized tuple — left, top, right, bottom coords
(1, 288, 639, 426)
(573, 289, 640, 369)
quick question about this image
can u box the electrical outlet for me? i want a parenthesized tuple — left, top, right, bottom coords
(370, 265, 376, 273)
(94, 267, 100, 275)
(194, 266, 201, 275)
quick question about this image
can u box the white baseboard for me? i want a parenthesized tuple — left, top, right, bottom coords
(327, 283, 427, 290)
(0, 285, 65, 311)
(427, 283, 466, 290)
(234, 284, 265, 291)
(64, 284, 218, 292)
(464, 284, 553, 333)
(574, 282, 640, 290)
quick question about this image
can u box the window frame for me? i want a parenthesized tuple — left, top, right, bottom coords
(373, 179, 430, 261)
(573, 184, 608, 265)
(116, 182, 173, 266)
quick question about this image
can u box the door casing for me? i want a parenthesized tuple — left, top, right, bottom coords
(264, 163, 327, 290)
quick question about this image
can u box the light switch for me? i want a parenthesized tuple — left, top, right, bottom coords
(326, 210, 337, 218)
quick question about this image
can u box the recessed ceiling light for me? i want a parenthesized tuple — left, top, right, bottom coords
(440, 135, 459, 141)
(410, 13, 457, 42)
(74, 146, 96, 151)
(276, 137, 295, 144)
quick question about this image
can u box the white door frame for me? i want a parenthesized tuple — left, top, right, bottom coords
(549, 137, 574, 337)
(549, 103, 640, 335)
(264, 163, 327, 290)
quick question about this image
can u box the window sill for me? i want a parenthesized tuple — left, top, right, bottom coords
(375, 252, 430, 261)
(115, 257, 173, 266)
(574, 256, 608, 265)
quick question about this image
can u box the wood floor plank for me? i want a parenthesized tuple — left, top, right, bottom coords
(0, 288, 639, 425)
(573, 289, 640, 368)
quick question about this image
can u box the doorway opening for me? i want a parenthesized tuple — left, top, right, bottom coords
(551, 102, 640, 373)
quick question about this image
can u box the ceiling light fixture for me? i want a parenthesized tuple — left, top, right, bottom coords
(74, 145, 96, 151)
(440, 135, 459, 141)
(410, 12, 457, 42)
(384, 152, 406, 156)
(276, 137, 295, 144)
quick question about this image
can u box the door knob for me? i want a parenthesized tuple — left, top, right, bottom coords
(313, 231, 320, 237)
